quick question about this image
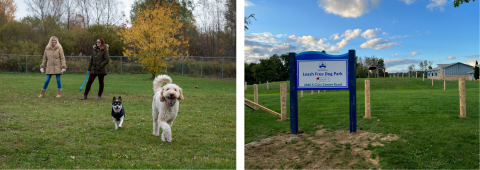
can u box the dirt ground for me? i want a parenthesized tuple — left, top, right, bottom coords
(245, 125, 402, 169)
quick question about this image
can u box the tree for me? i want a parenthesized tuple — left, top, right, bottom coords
(408, 65, 414, 75)
(244, 13, 255, 31)
(454, 0, 475, 7)
(279, 53, 289, 80)
(253, 58, 279, 83)
(223, 0, 235, 57)
(118, 1, 188, 79)
(130, 0, 194, 24)
(244, 63, 256, 85)
(474, 60, 479, 80)
(0, 0, 17, 24)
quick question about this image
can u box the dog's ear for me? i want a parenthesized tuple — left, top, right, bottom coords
(118, 96, 122, 102)
(112, 96, 116, 102)
(178, 88, 184, 101)
(159, 88, 166, 102)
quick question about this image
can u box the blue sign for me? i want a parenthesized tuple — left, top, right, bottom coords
(296, 51, 349, 90)
(289, 50, 357, 134)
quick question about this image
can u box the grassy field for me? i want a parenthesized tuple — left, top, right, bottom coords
(0, 73, 236, 169)
(245, 78, 479, 169)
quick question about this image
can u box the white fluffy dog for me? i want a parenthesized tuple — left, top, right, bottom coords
(152, 75, 184, 142)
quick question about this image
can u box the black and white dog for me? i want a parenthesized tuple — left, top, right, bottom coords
(111, 96, 125, 130)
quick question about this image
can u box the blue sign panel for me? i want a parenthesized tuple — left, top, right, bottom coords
(289, 50, 357, 134)
(296, 51, 349, 90)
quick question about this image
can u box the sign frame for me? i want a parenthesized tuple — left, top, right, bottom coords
(296, 52, 349, 90)
(289, 50, 357, 134)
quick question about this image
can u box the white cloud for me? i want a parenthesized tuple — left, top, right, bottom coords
(426, 0, 446, 11)
(389, 35, 402, 39)
(317, 0, 380, 18)
(361, 28, 382, 39)
(327, 29, 361, 53)
(446, 55, 456, 60)
(245, 0, 255, 6)
(399, 0, 415, 5)
(465, 55, 479, 58)
(385, 59, 423, 68)
(375, 42, 401, 50)
(327, 39, 349, 53)
(330, 33, 341, 40)
(360, 38, 389, 48)
(342, 29, 362, 40)
(382, 32, 387, 35)
(275, 34, 287, 38)
(464, 59, 480, 66)
(245, 32, 279, 43)
(244, 41, 299, 63)
(410, 52, 420, 57)
(395, 53, 399, 56)
(287, 35, 330, 50)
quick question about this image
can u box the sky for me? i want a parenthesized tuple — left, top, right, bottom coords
(244, 0, 480, 72)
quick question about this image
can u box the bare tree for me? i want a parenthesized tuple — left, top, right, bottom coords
(428, 61, 434, 70)
(408, 64, 414, 76)
(91, 0, 103, 25)
(104, 0, 124, 25)
(25, 0, 50, 21)
(77, 0, 91, 29)
(50, 0, 64, 19)
(25, 0, 52, 36)
(63, 0, 76, 29)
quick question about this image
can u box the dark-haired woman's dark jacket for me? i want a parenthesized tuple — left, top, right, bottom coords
(88, 44, 109, 75)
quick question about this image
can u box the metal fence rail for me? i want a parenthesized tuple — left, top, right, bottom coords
(0, 54, 236, 79)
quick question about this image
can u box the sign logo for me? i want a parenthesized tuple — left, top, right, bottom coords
(318, 62, 328, 71)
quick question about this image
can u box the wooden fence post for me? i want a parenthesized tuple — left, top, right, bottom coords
(280, 83, 287, 121)
(301, 90, 303, 98)
(244, 82, 247, 97)
(311, 90, 313, 95)
(318, 90, 320, 93)
(254, 84, 258, 110)
(267, 81, 269, 89)
(444, 80, 446, 90)
(364, 80, 372, 119)
(459, 78, 466, 118)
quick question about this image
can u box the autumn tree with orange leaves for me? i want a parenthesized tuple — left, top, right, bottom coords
(118, 1, 188, 79)
(0, 0, 17, 23)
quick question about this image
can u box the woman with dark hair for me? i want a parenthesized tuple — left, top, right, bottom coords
(38, 36, 67, 98)
(81, 38, 109, 100)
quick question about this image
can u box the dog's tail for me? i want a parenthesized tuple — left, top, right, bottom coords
(153, 75, 172, 93)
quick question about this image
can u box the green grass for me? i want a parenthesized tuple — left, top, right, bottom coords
(0, 73, 235, 169)
(245, 78, 479, 169)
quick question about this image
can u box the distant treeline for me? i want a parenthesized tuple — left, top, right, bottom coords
(244, 53, 390, 85)
(0, 0, 236, 57)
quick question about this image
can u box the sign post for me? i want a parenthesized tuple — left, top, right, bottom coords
(289, 50, 356, 134)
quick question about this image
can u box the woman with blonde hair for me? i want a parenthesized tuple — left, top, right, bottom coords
(38, 36, 67, 98)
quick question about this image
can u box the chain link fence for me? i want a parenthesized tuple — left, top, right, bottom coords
(0, 54, 236, 79)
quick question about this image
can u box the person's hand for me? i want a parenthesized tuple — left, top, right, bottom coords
(61, 69, 66, 73)
(40, 68, 44, 73)
(87, 71, 90, 74)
